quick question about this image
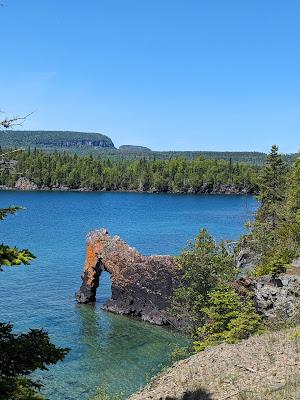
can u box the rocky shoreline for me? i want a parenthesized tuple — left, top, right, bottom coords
(0, 177, 253, 195)
(76, 227, 300, 331)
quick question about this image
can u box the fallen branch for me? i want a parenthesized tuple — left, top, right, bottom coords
(234, 363, 256, 373)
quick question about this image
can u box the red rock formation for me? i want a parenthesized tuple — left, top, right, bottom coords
(76, 229, 182, 326)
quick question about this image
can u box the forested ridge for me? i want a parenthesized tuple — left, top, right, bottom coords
(1, 130, 298, 164)
(0, 148, 260, 193)
(0, 130, 115, 149)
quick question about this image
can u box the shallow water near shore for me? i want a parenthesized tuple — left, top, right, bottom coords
(0, 191, 257, 399)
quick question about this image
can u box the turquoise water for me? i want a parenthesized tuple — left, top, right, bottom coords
(0, 191, 257, 399)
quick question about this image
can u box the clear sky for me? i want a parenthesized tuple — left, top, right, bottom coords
(0, 0, 299, 152)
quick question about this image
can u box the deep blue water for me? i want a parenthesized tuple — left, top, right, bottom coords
(0, 191, 257, 399)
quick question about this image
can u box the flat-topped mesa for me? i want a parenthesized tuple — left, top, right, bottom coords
(76, 229, 181, 326)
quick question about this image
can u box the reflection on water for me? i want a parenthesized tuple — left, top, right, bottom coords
(0, 191, 257, 399)
(39, 302, 187, 399)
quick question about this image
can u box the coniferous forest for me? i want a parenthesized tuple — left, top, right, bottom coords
(0, 148, 260, 193)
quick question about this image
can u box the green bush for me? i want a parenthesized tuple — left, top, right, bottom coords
(171, 229, 236, 330)
(89, 386, 123, 400)
(193, 285, 265, 352)
(253, 248, 294, 278)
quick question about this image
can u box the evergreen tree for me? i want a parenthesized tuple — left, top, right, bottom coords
(171, 229, 236, 329)
(249, 145, 290, 272)
(287, 156, 300, 220)
(193, 285, 265, 352)
(256, 145, 287, 230)
(0, 207, 35, 268)
(249, 146, 300, 277)
(0, 148, 259, 194)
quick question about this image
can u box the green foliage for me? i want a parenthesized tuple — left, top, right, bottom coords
(287, 157, 300, 214)
(0, 323, 69, 400)
(171, 229, 236, 329)
(0, 206, 68, 399)
(0, 206, 35, 270)
(0, 376, 44, 400)
(0, 205, 22, 220)
(256, 144, 287, 230)
(170, 345, 192, 362)
(253, 248, 294, 278)
(0, 130, 114, 149)
(89, 385, 123, 400)
(0, 149, 260, 193)
(286, 157, 300, 246)
(1, 132, 299, 164)
(249, 147, 300, 278)
(250, 145, 288, 259)
(0, 244, 35, 269)
(193, 285, 265, 352)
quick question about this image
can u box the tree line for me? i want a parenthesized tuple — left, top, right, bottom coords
(0, 148, 260, 193)
(2, 144, 300, 399)
(171, 145, 300, 354)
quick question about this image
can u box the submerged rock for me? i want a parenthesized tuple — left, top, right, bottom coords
(76, 229, 182, 326)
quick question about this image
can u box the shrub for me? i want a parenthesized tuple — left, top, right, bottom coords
(253, 248, 294, 278)
(193, 285, 265, 352)
(89, 385, 123, 400)
(171, 229, 236, 330)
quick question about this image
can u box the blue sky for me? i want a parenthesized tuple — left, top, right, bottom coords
(0, 0, 299, 152)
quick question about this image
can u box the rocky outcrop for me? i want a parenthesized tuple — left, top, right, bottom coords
(1, 180, 253, 194)
(195, 183, 250, 194)
(14, 177, 38, 191)
(76, 229, 182, 326)
(239, 275, 300, 321)
(235, 247, 261, 275)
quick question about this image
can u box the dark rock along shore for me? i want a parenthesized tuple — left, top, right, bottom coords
(76, 229, 300, 328)
(1, 177, 252, 194)
(76, 229, 183, 327)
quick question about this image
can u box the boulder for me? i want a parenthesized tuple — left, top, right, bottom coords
(235, 247, 260, 275)
(14, 177, 38, 191)
(239, 275, 300, 320)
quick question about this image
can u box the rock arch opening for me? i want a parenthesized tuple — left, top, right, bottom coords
(97, 270, 112, 305)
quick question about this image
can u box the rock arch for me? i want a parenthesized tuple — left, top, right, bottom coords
(76, 229, 181, 326)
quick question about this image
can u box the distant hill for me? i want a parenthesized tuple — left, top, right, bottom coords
(0, 130, 115, 149)
(0, 130, 298, 165)
(119, 145, 152, 152)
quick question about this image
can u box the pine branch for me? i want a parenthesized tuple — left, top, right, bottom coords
(0, 206, 23, 220)
(0, 244, 35, 269)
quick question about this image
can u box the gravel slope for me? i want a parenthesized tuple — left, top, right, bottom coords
(129, 327, 300, 400)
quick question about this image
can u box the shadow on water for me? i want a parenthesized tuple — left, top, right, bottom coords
(167, 388, 212, 400)
(74, 296, 190, 398)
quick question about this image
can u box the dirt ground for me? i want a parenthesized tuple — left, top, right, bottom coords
(129, 327, 300, 400)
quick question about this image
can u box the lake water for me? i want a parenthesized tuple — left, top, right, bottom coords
(0, 191, 257, 399)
